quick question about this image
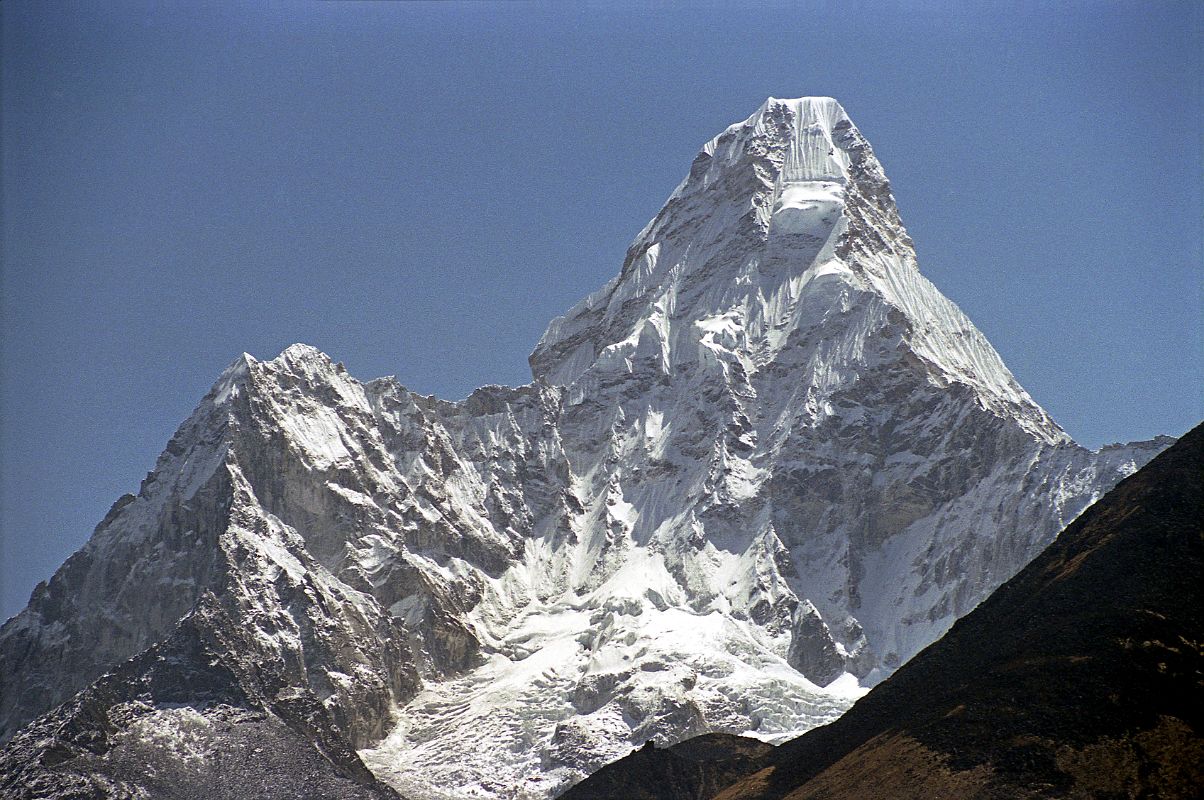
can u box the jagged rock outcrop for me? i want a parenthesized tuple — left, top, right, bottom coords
(0, 97, 1172, 798)
(0, 592, 403, 799)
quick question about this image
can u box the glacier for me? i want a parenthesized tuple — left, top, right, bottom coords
(0, 97, 1172, 799)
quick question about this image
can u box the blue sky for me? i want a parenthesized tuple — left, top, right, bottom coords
(2, 0, 1200, 621)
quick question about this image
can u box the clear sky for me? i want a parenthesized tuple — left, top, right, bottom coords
(2, 0, 1200, 621)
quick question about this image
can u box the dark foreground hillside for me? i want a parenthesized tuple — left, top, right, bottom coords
(566, 422, 1204, 799)
(561, 734, 774, 800)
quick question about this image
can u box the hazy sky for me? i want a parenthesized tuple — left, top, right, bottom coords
(2, 1, 1200, 621)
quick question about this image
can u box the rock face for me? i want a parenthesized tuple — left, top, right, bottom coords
(0, 593, 403, 799)
(0, 97, 1172, 798)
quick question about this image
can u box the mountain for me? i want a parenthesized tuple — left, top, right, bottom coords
(654, 419, 1198, 800)
(0, 97, 1171, 799)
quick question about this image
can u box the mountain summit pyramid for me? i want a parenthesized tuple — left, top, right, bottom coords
(0, 97, 1171, 799)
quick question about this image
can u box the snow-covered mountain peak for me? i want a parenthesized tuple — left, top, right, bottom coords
(205, 343, 356, 410)
(529, 97, 868, 387)
(256, 342, 347, 380)
(277, 341, 326, 361)
(0, 96, 1171, 800)
(529, 97, 1063, 444)
(725, 95, 854, 180)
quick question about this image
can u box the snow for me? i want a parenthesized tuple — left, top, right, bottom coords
(362, 582, 860, 796)
(114, 704, 216, 768)
(771, 180, 846, 235)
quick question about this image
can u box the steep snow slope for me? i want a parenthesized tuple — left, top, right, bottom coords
(0, 98, 1171, 799)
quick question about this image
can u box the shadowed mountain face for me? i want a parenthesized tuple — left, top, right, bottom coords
(565, 422, 1203, 799)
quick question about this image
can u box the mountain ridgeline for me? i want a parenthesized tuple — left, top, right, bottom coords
(0, 98, 1173, 799)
